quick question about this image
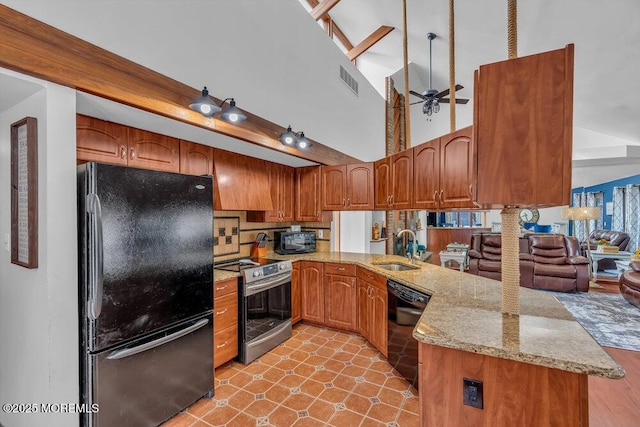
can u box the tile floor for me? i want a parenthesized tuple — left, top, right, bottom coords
(162, 324, 419, 426)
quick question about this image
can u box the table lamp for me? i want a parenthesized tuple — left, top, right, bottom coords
(562, 206, 602, 279)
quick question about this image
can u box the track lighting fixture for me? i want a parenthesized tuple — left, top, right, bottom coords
(278, 126, 313, 149)
(189, 87, 246, 123)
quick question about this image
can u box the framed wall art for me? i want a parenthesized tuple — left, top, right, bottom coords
(11, 117, 38, 268)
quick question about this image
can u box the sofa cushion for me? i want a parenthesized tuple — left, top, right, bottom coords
(534, 263, 578, 279)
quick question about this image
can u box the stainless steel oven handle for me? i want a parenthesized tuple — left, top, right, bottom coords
(106, 318, 210, 360)
(245, 273, 292, 297)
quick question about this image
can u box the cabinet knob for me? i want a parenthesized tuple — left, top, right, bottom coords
(390, 195, 394, 206)
(439, 190, 444, 204)
(347, 198, 351, 206)
(216, 341, 228, 349)
(130, 148, 136, 160)
(216, 308, 228, 315)
(343, 199, 346, 206)
(433, 190, 438, 202)
(215, 285, 228, 291)
(120, 145, 126, 160)
(469, 184, 473, 196)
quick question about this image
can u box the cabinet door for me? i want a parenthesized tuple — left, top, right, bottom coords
(413, 138, 440, 210)
(356, 280, 370, 338)
(76, 114, 128, 165)
(321, 166, 347, 210)
(280, 165, 295, 221)
(296, 166, 329, 222)
(369, 285, 388, 357)
(439, 126, 475, 209)
(263, 164, 283, 222)
(346, 163, 374, 210)
(179, 140, 213, 176)
(291, 262, 301, 325)
(128, 128, 180, 172)
(475, 45, 573, 207)
(374, 158, 391, 209)
(324, 274, 357, 331)
(390, 152, 413, 210)
(300, 261, 324, 324)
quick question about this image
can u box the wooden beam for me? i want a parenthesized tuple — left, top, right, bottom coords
(306, 0, 353, 50)
(0, 5, 361, 166)
(311, 0, 342, 20)
(347, 25, 394, 61)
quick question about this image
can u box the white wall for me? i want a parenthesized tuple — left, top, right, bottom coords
(0, 71, 78, 427)
(3, 0, 386, 163)
(339, 211, 371, 253)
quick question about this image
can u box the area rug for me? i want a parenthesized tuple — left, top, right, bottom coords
(553, 292, 640, 351)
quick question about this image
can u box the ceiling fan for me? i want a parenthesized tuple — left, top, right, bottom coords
(409, 33, 469, 116)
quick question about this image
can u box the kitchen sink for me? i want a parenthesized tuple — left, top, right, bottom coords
(374, 263, 421, 272)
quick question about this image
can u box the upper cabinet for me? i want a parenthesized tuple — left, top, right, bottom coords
(374, 150, 413, 210)
(77, 114, 180, 172)
(321, 163, 374, 211)
(179, 140, 213, 176)
(474, 44, 574, 208)
(247, 162, 294, 222)
(295, 166, 332, 222)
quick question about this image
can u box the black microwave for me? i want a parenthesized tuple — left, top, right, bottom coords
(274, 231, 316, 255)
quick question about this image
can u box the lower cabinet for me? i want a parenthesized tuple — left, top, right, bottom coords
(356, 267, 388, 357)
(324, 263, 358, 332)
(213, 278, 238, 368)
(300, 261, 325, 324)
(291, 262, 302, 325)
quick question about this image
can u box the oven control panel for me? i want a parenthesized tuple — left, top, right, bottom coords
(244, 260, 292, 283)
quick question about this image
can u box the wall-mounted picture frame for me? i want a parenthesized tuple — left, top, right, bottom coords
(11, 117, 38, 269)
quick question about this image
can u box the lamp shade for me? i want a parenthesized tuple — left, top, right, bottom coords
(296, 132, 312, 149)
(219, 99, 247, 123)
(561, 206, 601, 221)
(279, 126, 297, 146)
(189, 87, 221, 118)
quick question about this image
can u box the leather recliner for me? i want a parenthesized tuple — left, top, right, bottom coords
(620, 261, 640, 308)
(468, 233, 533, 286)
(583, 229, 631, 271)
(527, 234, 590, 292)
(468, 232, 589, 292)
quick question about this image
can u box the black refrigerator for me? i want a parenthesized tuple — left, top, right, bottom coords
(78, 163, 214, 427)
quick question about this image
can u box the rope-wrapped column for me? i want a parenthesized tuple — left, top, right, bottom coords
(448, 0, 456, 132)
(507, 0, 517, 59)
(501, 208, 520, 314)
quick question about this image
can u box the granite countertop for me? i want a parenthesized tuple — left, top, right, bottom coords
(257, 251, 624, 379)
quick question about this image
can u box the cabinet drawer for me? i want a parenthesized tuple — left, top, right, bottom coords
(214, 325, 238, 368)
(324, 263, 356, 276)
(214, 293, 238, 332)
(214, 278, 238, 298)
(357, 267, 387, 291)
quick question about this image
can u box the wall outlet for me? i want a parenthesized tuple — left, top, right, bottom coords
(318, 230, 324, 239)
(463, 378, 483, 409)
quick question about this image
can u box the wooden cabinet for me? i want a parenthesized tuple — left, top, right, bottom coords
(413, 126, 476, 210)
(247, 163, 294, 222)
(291, 262, 301, 325)
(474, 45, 574, 208)
(76, 114, 180, 172)
(300, 261, 324, 324)
(212, 148, 274, 211)
(295, 166, 332, 222)
(179, 139, 213, 176)
(321, 163, 374, 210)
(356, 267, 388, 356)
(213, 278, 238, 368)
(374, 151, 413, 210)
(323, 263, 357, 332)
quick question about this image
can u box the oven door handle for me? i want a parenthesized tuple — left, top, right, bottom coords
(245, 274, 291, 296)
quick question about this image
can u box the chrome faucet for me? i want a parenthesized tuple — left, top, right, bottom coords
(397, 229, 419, 264)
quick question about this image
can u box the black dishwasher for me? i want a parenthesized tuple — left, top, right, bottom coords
(387, 280, 430, 389)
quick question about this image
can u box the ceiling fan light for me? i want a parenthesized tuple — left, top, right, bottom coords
(296, 132, 312, 149)
(219, 99, 247, 123)
(189, 87, 221, 118)
(279, 126, 297, 146)
(432, 100, 440, 114)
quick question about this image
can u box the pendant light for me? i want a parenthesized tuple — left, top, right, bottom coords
(189, 87, 221, 117)
(219, 98, 247, 123)
(279, 126, 297, 146)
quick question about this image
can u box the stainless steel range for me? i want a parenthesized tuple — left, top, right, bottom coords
(215, 258, 292, 364)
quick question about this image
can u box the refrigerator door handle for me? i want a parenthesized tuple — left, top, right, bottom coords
(107, 318, 210, 360)
(86, 193, 104, 320)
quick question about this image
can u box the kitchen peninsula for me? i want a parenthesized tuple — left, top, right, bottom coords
(215, 252, 623, 426)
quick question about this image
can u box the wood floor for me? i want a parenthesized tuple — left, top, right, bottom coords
(588, 279, 640, 427)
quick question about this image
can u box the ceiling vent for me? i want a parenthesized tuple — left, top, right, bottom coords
(339, 65, 359, 96)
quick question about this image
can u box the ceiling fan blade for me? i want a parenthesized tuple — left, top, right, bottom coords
(439, 98, 470, 105)
(435, 84, 464, 100)
(409, 90, 428, 100)
(410, 100, 426, 105)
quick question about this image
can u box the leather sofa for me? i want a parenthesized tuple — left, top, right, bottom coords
(583, 229, 631, 271)
(620, 261, 640, 308)
(468, 232, 590, 292)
